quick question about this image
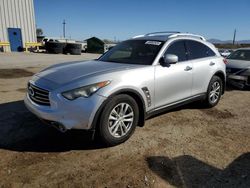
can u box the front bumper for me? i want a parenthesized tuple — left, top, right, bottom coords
(24, 92, 106, 130)
(227, 74, 250, 88)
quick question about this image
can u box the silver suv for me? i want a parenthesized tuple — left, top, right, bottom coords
(25, 32, 226, 146)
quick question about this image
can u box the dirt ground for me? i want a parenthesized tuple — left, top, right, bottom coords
(0, 52, 250, 188)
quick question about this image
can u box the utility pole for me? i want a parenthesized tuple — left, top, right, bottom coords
(233, 29, 236, 45)
(63, 19, 66, 39)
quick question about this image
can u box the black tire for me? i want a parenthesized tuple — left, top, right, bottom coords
(64, 43, 81, 55)
(98, 94, 139, 146)
(45, 42, 66, 54)
(204, 75, 223, 107)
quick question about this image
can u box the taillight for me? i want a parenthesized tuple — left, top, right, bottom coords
(223, 59, 228, 64)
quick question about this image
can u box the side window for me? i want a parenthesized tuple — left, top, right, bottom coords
(187, 40, 216, 60)
(165, 41, 187, 62)
(206, 47, 216, 57)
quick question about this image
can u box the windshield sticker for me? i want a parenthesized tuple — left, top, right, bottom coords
(145, 41, 162, 45)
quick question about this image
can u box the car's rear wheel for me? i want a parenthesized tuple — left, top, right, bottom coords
(98, 94, 139, 146)
(204, 75, 222, 107)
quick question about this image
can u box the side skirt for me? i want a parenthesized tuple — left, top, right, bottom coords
(146, 93, 206, 119)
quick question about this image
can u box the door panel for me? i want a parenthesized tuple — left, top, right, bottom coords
(8, 28, 23, 52)
(154, 40, 193, 109)
(185, 40, 218, 95)
(191, 57, 218, 95)
(154, 62, 193, 108)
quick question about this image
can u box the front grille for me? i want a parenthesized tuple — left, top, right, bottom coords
(28, 83, 50, 106)
(227, 68, 242, 74)
(227, 68, 248, 75)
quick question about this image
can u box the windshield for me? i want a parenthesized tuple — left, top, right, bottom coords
(98, 40, 164, 65)
(227, 50, 250, 61)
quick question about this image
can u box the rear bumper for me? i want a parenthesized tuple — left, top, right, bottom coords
(24, 93, 106, 130)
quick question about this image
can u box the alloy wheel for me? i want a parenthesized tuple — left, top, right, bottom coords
(108, 103, 134, 138)
(209, 81, 221, 104)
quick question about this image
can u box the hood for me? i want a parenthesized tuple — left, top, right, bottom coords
(226, 59, 250, 69)
(35, 60, 140, 85)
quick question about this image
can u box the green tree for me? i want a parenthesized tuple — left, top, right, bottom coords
(36, 28, 43, 36)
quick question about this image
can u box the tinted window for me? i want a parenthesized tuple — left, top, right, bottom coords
(187, 40, 215, 60)
(99, 40, 163, 65)
(227, 50, 250, 61)
(165, 41, 187, 62)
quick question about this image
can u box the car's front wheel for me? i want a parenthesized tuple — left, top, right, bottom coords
(204, 75, 223, 107)
(98, 94, 139, 146)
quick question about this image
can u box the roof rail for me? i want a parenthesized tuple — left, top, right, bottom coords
(132, 34, 145, 39)
(132, 31, 180, 39)
(145, 31, 180, 36)
(169, 33, 206, 41)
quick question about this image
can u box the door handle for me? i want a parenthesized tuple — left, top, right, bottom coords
(209, 62, 215, 66)
(184, 66, 192, 71)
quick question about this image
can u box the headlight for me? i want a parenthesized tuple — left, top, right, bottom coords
(62, 81, 111, 100)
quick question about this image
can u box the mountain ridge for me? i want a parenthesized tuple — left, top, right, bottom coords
(208, 39, 250, 44)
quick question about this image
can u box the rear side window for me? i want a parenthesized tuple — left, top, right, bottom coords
(165, 41, 187, 62)
(186, 40, 215, 60)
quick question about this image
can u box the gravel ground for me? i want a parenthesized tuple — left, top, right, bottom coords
(0, 52, 250, 187)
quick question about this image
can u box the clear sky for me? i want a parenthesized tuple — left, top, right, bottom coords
(34, 0, 250, 41)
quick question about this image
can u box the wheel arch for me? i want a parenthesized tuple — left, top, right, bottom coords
(115, 89, 146, 127)
(91, 89, 146, 132)
(213, 71, 226, 94)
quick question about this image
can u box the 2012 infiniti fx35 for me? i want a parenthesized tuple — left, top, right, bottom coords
(25, 32, 226, 146)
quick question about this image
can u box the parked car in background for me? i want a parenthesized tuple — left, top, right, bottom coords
(226, 48, 250, 89)
(218, 49, 233, 57)
(25, 32, 226, 146)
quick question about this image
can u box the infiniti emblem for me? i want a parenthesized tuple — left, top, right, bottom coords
(28, 86, 35, 97)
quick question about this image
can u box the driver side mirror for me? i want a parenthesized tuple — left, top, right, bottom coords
(160, 54, 178, 67)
